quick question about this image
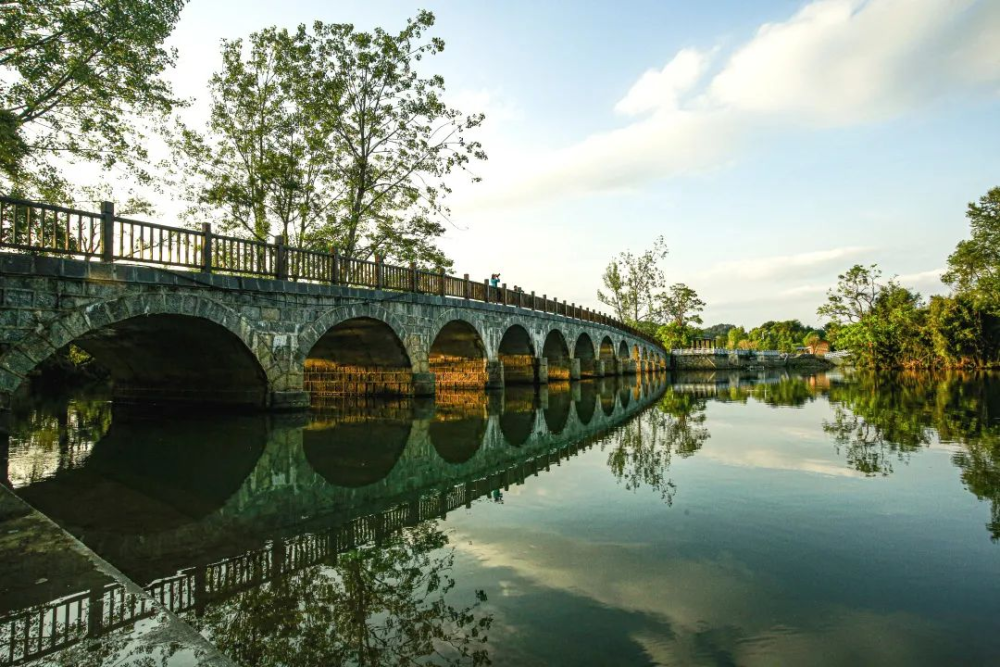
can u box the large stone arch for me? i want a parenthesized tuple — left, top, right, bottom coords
(0, 293, 280, 407)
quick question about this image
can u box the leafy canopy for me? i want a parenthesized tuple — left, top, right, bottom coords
(1, 0, 186, 201)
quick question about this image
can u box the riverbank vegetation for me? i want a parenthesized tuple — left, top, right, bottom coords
(819, 187, 1000, 368)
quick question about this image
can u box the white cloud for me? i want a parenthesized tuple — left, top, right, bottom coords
(614, 48, 711, 116)
(461, 0, 1000, 209)
(698, 246, 873, 282)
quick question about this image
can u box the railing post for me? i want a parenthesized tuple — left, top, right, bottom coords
(201, 222, 212, 272)
(376, 254, 384, 289)
(463, 273, 470, 299)
(410, 262, 417, 292)
(330, 246, 339, 284)
(530, 290, 535, 310)
(100, 201, 114, 262)
(571, 302, 576, 319)
(273, 235, 287, 280)
(439, 268, 446, 297)
(542, 294, 547, 313)
(484, 279, 490, 303)
(501, 282, 507, 306)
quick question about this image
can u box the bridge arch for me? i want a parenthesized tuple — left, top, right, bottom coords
(543, 329, 571, 381)
(498, 324, 537, 385)
(429, 319, 487, 390)
(599, 336, 616, 364)
(0, 294, 277, 407)
(617, 339, 630, 360)
(574, 332, 597, 377)
(304, 316, 413, 401)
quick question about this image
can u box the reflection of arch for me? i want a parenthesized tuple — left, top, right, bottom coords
(499, 324, 536, 385)
(575, 381, 597, 425)
(619, 383, 632, 409)
(543, 330, 571, 381)
(1, 300, 273, 407)
(429, 413, 486, 464)
(306, 317, 412, 400)
(543, 384, 572, 434)
(304, 419, 411, 487)
(575, 332, 597, 377)
(500, 386, 536, 446)
(599, 382, 616, 416)
(18, 414, 268, 531)
(429, 320, 487, 390)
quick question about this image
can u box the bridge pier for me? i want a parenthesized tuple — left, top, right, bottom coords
(593, 360, 606, 378)
(413, 372, 436, 397)
(535, 358, 549, 385)
(569, 358, 581, 381)
(485, 361, 504, 390)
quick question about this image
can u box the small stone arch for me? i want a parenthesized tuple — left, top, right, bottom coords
(298, 304, 417, 370)
(617, 339, 630, 360)
(0, 294, 278, 408)
(574, 332, 598, 377)
(304, 316, 413, 402)
(498, 323, 537, 385)
(543, 329, 571, 381)
(429, 319, 487, 391)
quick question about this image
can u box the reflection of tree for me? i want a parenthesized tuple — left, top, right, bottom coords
(604, 390, 709, 504)
(718, 376, 817, 407)
(827, 372, 1000, 541)
(189, 521, 491, 666)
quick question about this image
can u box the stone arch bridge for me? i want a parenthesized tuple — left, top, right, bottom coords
(0, 252, 667, 411)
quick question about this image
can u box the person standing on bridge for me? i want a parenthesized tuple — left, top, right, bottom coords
(490, 273, 500, 288)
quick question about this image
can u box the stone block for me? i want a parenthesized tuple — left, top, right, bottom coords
(4, 290, 32, 308)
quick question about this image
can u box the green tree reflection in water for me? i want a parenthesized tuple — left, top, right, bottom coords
(188, 521, 492, 666)
(604, 388, 709, 504)
(826, 372, 1000, 540)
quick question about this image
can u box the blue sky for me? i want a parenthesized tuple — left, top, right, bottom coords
(161, 0, 1000, 327)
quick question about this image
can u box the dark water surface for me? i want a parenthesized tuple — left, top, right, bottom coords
(2, 371, 999, 666)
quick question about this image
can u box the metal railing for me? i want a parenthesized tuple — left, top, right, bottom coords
(0, 196, 664, 350)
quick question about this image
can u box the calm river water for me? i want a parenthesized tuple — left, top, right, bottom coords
(2, 371, 999, 666)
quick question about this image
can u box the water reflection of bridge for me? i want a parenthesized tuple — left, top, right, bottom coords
(1, 375, 666, 666)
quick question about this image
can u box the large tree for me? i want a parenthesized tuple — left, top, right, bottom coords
(943, 186, 1000, 310)
(659, 283, 705, 328)
(597, 236, 668, 324)
(817, 264, 883, 324)
(171, 26, 342, 245)
(175, 12, 486, 267)
(0, 0, 186, 200)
